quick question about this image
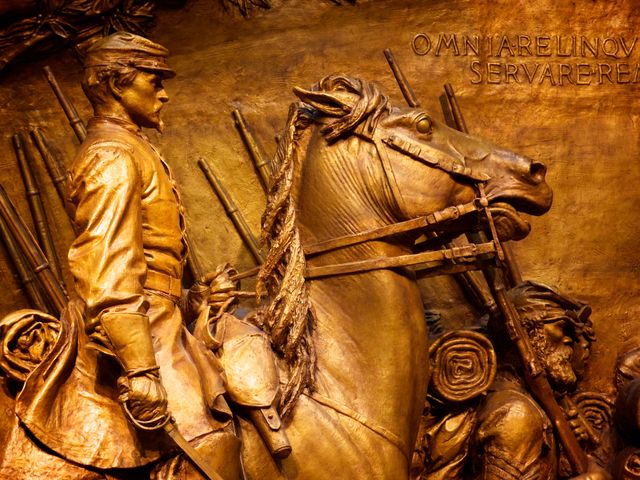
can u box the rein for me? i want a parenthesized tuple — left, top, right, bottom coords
(303, 198, 487, 256)
(303, 131, 503, 279)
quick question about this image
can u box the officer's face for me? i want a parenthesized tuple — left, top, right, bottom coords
(120, 71, 169, 131)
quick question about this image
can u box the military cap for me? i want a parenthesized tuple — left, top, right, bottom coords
(84, 32, 176, 78)
(508, 280, 591, 327)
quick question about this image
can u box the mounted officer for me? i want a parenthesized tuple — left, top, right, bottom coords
(14, 32, 244, 480)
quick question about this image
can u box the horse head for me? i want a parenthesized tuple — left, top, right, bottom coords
(258, 74, 553, 420)
(293, 75, 553, 242)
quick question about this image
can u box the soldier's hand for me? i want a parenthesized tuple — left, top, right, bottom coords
(566, 407, 590, 443)
(187, 280, 211, 317)
(569, 457, 612, 480)
(206, 264, 237, 310)
(118, 370, 169, 425)
(188, 263, 239, 317)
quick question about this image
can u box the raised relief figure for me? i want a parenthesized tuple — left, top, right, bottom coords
(7, 32, 244, 480)
(0, 34, 619, 479)
(417, 282, 611, 480)
(68, 31, 246, 479)
(474, 282, 603, 480)
(613, 346, 640, 478)
(234, 74, 555, 480)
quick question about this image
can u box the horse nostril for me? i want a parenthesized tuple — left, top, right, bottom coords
(529, 161, 547, 183)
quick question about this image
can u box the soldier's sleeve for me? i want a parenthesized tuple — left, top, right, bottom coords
(473, 390, 551, 479)
(67, 142, 149, 348)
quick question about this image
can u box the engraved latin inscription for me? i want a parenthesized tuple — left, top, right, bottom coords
(412, 33, 640, 85)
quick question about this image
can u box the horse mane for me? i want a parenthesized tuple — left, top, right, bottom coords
(256, 75, 390, 417)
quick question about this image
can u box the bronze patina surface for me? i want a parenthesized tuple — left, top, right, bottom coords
(0, 0, 638, 478)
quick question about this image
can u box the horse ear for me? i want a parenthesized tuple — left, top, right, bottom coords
(293, 87, 359, 116)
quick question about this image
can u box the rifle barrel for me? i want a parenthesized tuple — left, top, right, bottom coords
(443, 83, 469, 134)
(383, 50, 494, 312)
(13, 133, 64, 283)
(443, 83, 522, 287)
(30, 127, 68, 206)
(488, 269, 588, 474)
(0, 214, 49, 312)
(197, 159, 263, 264)
(469, 166, 581, 470)
(0, 183, 68, 314)
(43, 66, 87, 143)
(383, 48, 421, 108)
(384, 56, 587, 473)
(232, 109, 271, 192)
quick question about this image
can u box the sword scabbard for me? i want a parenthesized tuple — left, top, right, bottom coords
(163, 418, 226, 480)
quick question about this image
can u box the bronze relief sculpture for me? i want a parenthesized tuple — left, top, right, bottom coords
(0, 16, 633, 480)
(2, 32, 245, 480)
(239, 73, 552, 480)
(414, 282, 612, 480)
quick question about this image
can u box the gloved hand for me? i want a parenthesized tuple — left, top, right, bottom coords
(188, 280, 211, 318)
(188, 263, 239, 319)
(118, 368, 168, 425)
(100, 312, 169, 427)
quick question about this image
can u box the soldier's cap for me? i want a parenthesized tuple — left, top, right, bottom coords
(84, 32, 176, 79)
(508, 280, 591, 327)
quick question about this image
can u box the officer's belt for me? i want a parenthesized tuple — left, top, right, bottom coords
(145, 269, 182, 299)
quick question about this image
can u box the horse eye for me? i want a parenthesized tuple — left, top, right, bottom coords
(415, 116, 432, 135)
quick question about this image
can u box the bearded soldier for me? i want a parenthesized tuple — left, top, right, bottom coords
(417, 281, 611, 480)
(471, 282, 609, 480)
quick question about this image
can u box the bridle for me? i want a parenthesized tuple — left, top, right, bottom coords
(303, 125, 504, 279)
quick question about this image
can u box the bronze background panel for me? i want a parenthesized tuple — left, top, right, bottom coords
(0, 0, 638, 396)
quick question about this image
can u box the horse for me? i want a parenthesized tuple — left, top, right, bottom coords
(238, 74, 552, 480)
(0, 74, 552, 480)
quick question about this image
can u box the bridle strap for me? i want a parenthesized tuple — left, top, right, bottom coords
(382, 134, 489, 183)
(477, 183, 504, 262)
(304, 241, 497, 279)
(373, 135, 408, 216)
(303, 197, 486, 257)
(301, 129, 502, 280)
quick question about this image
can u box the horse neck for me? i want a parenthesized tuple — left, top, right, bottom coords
(295, 131, 401, 251)
(295, 129, 427, 392)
